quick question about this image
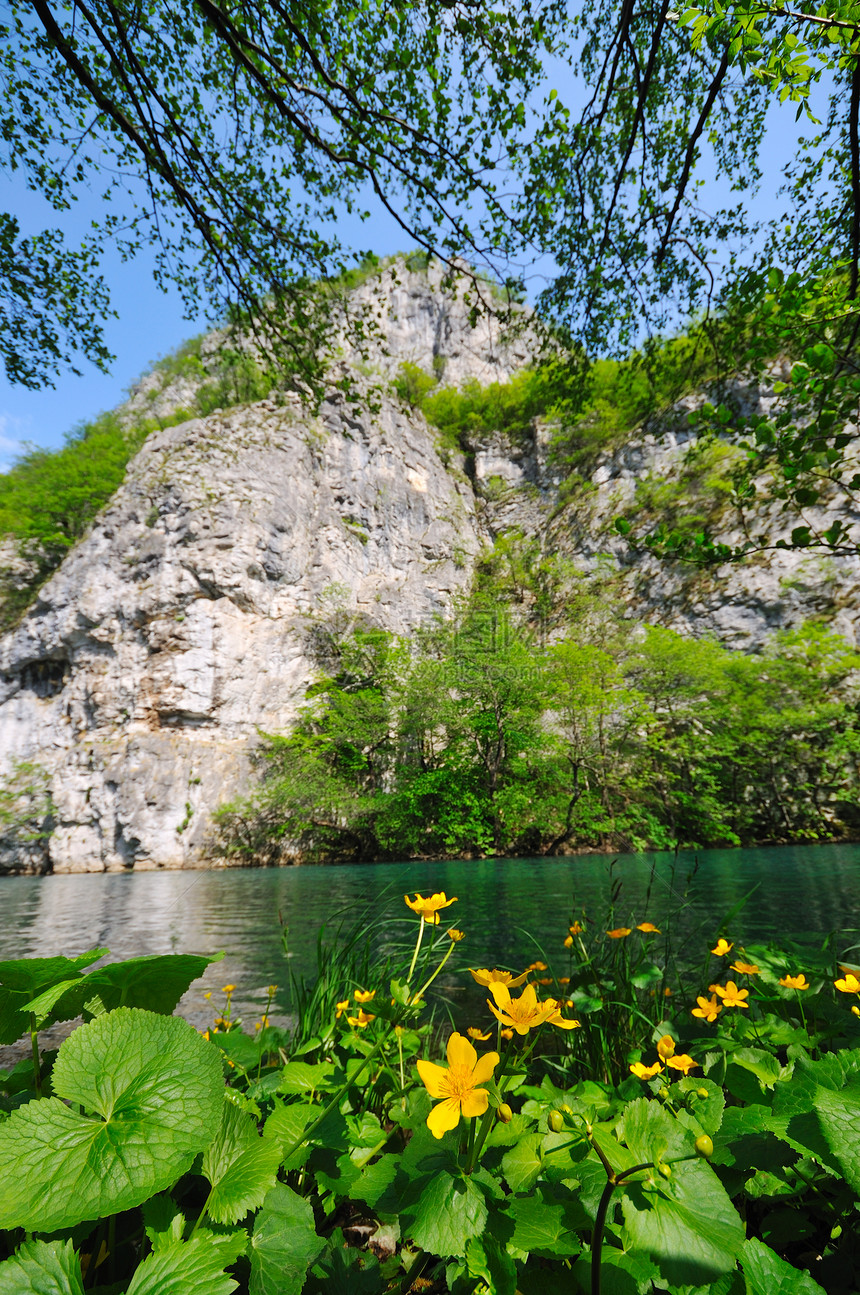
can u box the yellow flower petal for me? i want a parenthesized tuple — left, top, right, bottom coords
(779, 973, 810, 990)
(666, 1053, 698, 1075)
(711, 939, 733, 957)
(656, 1034, 676, 1059)
(467, 1027, 493, 1041)
(470, 1050, 501, 1087)
(416, 1059, 449, 1098)
(460, 1088, 490, 1119)
(426, 1097, 462, 1139)
(607, 927, 631, 939)
(630, 1061, 663, 1080)
(637, 922, 661, 933)
(447, 1031, 478, 1071)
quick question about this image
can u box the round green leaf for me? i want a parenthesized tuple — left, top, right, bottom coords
(0, 1008, 224, 1231)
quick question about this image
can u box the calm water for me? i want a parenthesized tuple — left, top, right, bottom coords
(2, 843, 859, 1035)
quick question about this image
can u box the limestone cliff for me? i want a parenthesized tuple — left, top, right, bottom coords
(2, 262, 859, 872)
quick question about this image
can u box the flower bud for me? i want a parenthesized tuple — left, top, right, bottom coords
(657, 1161, 672, 1179)
(497, 1103, 513, 1124)
(696, 1088, 709, 1100)
(695, 1134, 714, 1159)
(658, 1086, 669, 1101)
(548, 1110, 564, 1133)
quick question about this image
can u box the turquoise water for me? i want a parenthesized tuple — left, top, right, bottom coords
(2, 843, 859, 1030)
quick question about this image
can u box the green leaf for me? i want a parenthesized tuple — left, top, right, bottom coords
(277, 1061, 339, 1095)
(401, 1169, 488, 1258)
(125, 1237, 239, 1295)
(24, 954, 222, 1026)
(142, 1194, 185, 1252)
(0, 952, 107, 1042)
(741, 1238, 826, 1294)
(503, 1182, 586, 1258)
(0, 1008, 224, 1230)
(465, 1232, 517, 1295)
(501, 1132, 544, 1192)
(620, 1159, 745, 1286)
(347, 1154, 399, 1209)
(202, 1099, 283, 1225)
(0, 1239, 85, 1295)
(249, 1183, 326, 1295)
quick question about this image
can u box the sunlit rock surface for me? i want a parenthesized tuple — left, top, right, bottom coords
(2, 265, 860, 871)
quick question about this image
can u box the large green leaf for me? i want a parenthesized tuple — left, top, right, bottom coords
(249, 1183, 326, 1295)
(503, 1183, 586, 1259)
(741, 1238, 826, 1294)
(0, 1008, 224, 1230)
(125, 1237, 239, 1295)
(0, 1239, 85, 1295)
(0, 952, 107, 1042)
(771, 1056, 860, 1189)
(400, 1169, 488, 1258)
(501, 1133, 544, 1193)
(202, 1100, 283, 1224)
(620, 1159, 745, 1286)
(24, 954, 222, 1024)
(465, 1233, 517, 1295)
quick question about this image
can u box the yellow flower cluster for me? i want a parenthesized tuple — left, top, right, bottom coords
(630, 1034, 698, 1080)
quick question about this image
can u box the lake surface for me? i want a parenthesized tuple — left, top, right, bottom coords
(2, 843, 860, 1037)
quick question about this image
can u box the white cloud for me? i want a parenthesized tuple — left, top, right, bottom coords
(0, 413, 31, 472)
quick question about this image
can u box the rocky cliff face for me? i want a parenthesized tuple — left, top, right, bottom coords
(2, 263, 860, 872)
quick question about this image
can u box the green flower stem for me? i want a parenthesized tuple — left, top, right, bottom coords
(28, 1012, 41, 1098)
(413, 938, 456, 1001)
(406, 916, 425, 985)
(466, 1032, 516, 1174)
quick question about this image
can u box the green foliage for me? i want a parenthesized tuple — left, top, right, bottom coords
(0, 762, 52, 865)
(218, 570, 860, 862)
(2, 908, 860, 1293)
(0, 1008, 224, 1231)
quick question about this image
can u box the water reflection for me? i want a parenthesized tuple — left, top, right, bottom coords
(2, 843, 859, 1034)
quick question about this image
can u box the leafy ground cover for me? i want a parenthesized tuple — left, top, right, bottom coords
(1, 891, 858, 1294)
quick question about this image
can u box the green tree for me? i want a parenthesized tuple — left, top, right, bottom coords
(1, 0, 559, 388)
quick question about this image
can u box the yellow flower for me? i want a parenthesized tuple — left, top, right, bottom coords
(630, 1060, 663, 1080)
(730, 961, 759, 976)
(335, 999, 350, 1018)
(563, 935, 574, 947)
(656, 1035, 676, 1059)
(713, 980, 749, 1008)
(404, 892, 457, 923)
(469, 967, 530, 989)
(664, 987, 673, 997)
(569, 922, 584, 935)
(203, 991, 212, 1000)
(637, 922, 661, 934)
(607, 927, 632, 939)
(447, 928, 465, 941)
(711, 938, 733, 957)
(779, 973, 810, 990)
(347, 1009, 375, 1027)
(487, 982, 577, 1034)
(666, 1053, 699, 1076)
(835, 972, 860, 994)
(221, 984, 236, 994)
(691, 994, 721, 1023)
(500, 1028, 514, 1040)
(558, 976, 570, 985)
(267, 984, 278, 995)
(853, 1006, 860, 1018)
(354, 989, 376, 1003)
(538, 977, 553, 986)
(467, 1027, 493, 1041)
(416, 1033, 499, 1139)
(527, 961, 548, 972)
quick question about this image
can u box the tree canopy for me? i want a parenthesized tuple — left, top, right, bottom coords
(7, 1, 860, 552)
